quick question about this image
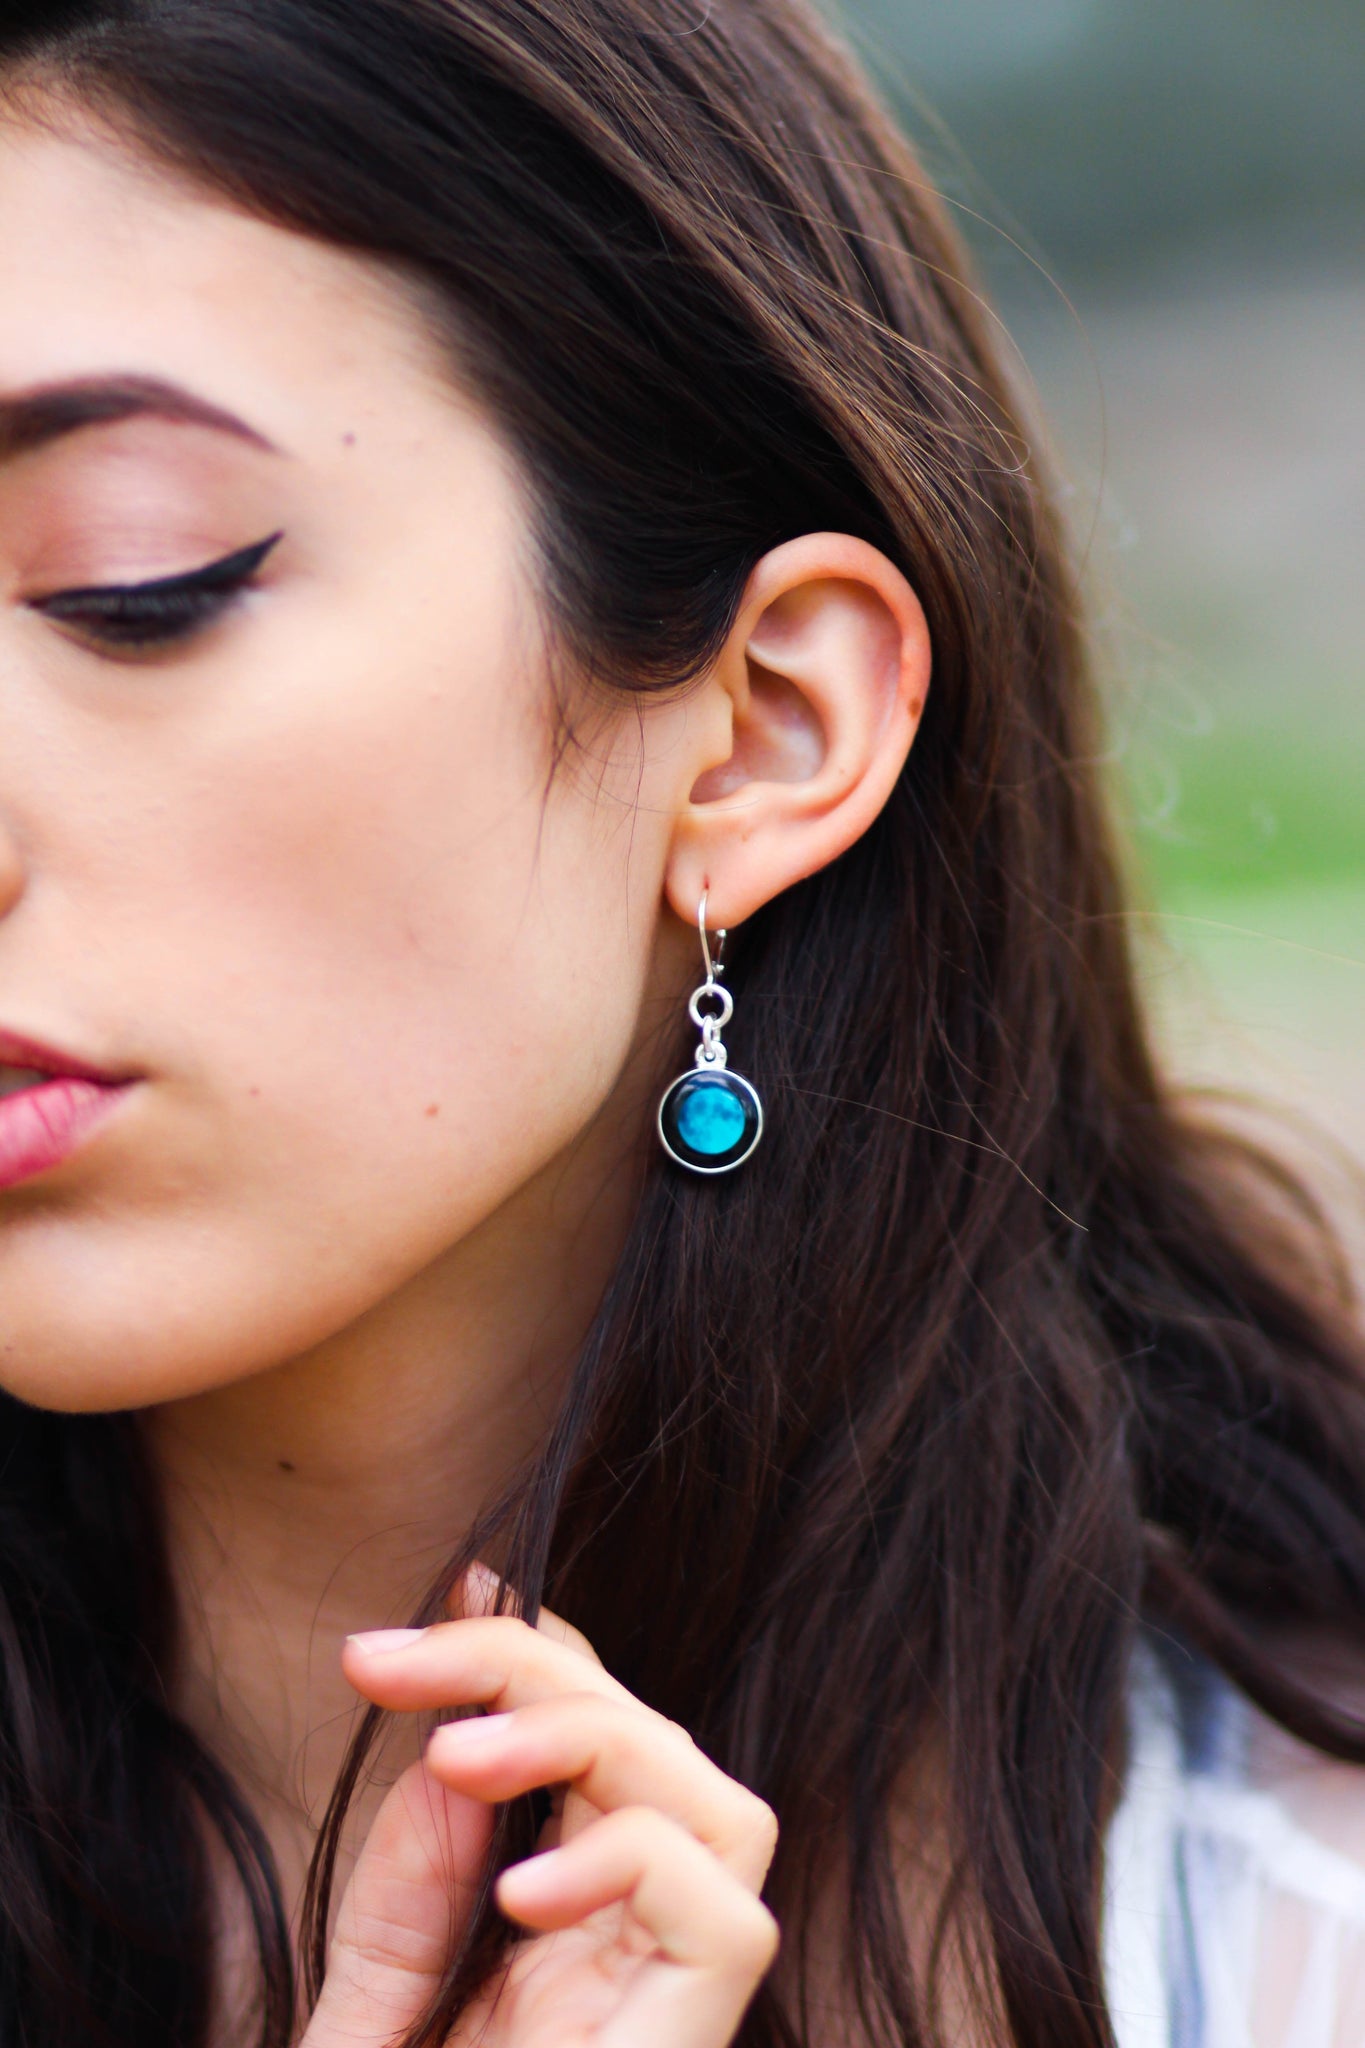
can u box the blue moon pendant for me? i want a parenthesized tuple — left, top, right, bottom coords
(657, 1066, 763, 1174)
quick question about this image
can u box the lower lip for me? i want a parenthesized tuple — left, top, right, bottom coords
(0, 1077, 134, 1192)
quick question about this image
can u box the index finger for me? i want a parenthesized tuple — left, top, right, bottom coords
(344, 1612, 638, 1717)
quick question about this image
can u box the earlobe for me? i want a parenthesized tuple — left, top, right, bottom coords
(665, 533, 931, 931)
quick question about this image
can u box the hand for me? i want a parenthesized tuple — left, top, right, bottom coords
(302, 1568, 780, 2048)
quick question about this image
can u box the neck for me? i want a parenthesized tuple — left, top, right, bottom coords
(143, 1139, 637, 1910)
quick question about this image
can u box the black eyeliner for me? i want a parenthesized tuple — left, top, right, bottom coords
(35, 531, 284, 614)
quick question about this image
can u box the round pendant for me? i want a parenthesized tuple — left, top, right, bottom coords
(657, 1066, 763, 1174)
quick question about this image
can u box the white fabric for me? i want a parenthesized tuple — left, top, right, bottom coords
(1104, 1637, 1365, 2048)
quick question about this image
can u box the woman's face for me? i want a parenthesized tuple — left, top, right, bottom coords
(0, 113, 703, 1413)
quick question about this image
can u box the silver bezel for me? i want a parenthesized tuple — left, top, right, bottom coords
(657, 1067, 764, 1175)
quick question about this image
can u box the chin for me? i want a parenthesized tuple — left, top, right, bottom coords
(0, 1288, 259, 1416)
(0, 1208, 305, 1415)
(0, 1350, 193, 1417)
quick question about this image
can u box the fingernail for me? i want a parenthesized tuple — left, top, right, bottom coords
(455, 1561, 512, 1619)
(429, 1712, 512, 1755)
(496, 1849, 556, 1899)
(347, 1628, 427, 1655)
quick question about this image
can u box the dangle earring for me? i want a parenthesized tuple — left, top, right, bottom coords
(657, 893, 764, 1174)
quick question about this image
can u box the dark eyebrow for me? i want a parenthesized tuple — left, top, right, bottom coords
(0, 374, 283, 464)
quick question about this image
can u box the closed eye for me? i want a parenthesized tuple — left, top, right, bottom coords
(28, 532, 284, 653)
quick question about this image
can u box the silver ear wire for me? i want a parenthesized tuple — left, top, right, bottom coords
(698, 891, 727, 987)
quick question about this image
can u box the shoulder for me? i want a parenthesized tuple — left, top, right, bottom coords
(1242, 1630, 1365, 1881)
(1106, 1629, 1365, 2048)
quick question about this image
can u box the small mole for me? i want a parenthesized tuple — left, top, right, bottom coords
(425, 1103, 441, 1118)
(278, 1460, 297, 1474)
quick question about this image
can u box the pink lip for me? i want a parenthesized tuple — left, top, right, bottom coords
(0, 1075, 134, 1192)
(0, 1025, 127, 1084)
(0, 1020, 139, 1196)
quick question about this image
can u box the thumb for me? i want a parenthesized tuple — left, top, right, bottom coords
(302, 1757, 494, 2046)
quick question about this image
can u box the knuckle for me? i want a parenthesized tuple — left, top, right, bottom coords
(466, 1613, 539, 1661)
(547, 1688, 627, 1743)
(490, 1613, 537, 1646)
(581, 1692, 673, 1750)
(553, 1686, 615, 1715)
(330, 1905, 440, 1980)
(592, 1689, 639, 1721)
(724, 1892, 777, 1974)
(627, 1703, 690, 1754)
(731, 1897, 781, 1971)
(553, 1689, 633, 1740)
(610, 1802, 676, 1852)
(743, 1793, 780, 1857)
(714, 1781, 778, 1853)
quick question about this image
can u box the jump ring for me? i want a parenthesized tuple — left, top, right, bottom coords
(689, 984, 734, 1031)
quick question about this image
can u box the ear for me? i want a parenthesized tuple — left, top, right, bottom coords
(664, 533, 931, 930)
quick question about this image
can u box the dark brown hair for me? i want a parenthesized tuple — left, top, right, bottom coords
(3, 3, 1364, 2045)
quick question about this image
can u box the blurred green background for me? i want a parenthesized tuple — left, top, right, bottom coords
(827, 0, 1365, 1196)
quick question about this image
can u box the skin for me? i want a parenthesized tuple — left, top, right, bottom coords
(0, 105, 931, 2046)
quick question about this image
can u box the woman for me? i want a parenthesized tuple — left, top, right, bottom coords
(1, 2, 1363, 2043)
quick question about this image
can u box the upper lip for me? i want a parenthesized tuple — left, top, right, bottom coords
(0, 1026, 132, 1085)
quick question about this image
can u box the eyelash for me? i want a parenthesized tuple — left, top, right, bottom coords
(30, 532, 284, 652)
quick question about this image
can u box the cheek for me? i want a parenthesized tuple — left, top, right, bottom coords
(0, 617, 664, 1412)
(176, 624, 650, 1185)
